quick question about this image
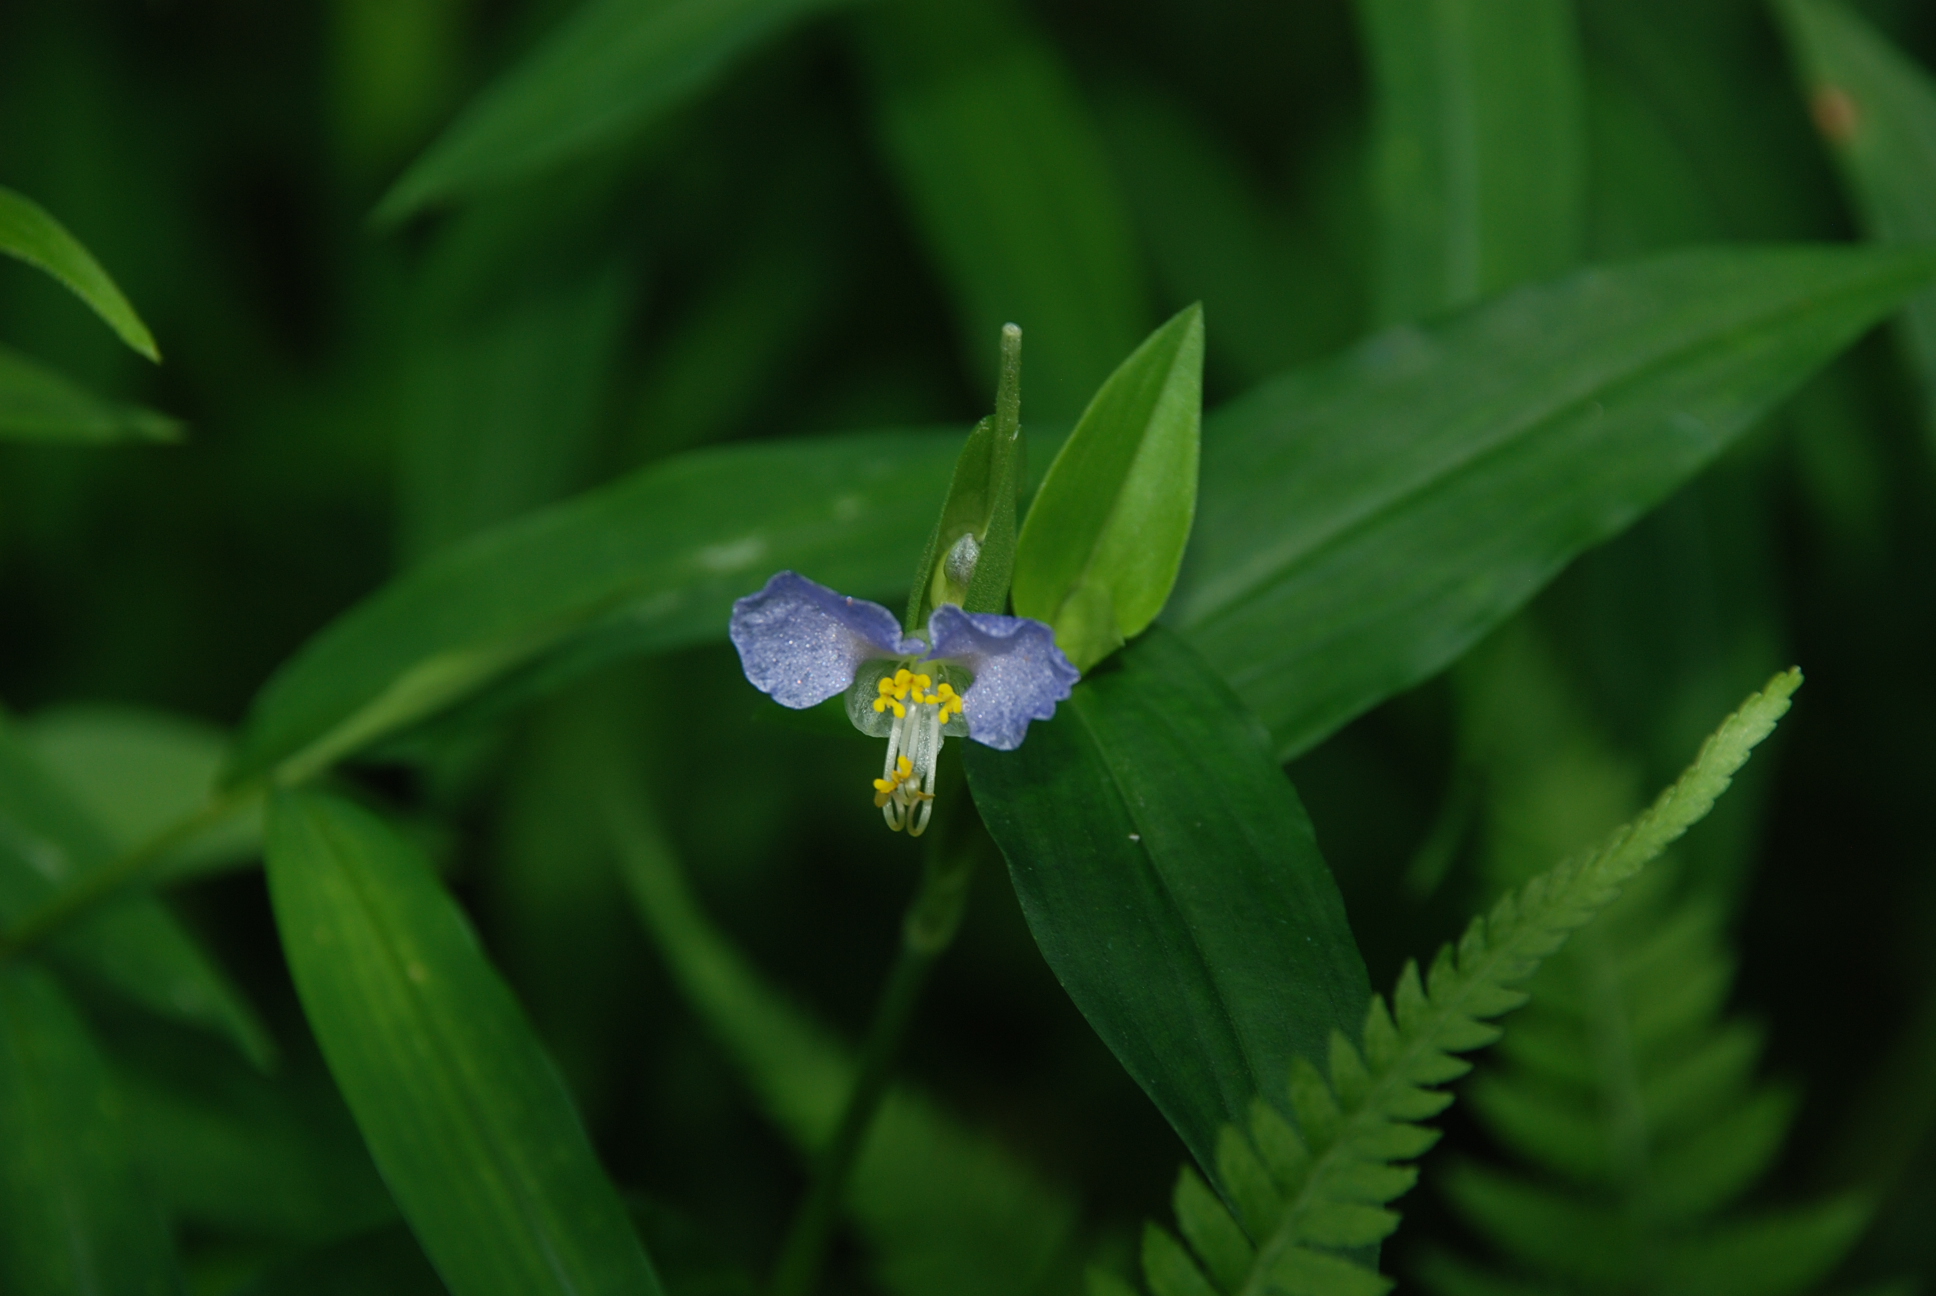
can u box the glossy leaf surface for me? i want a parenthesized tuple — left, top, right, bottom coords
(378, 0, 845, 220)
(229, 432, 957, 784)
(964, 628, 1369, 1177)
(265, 790, 663, 1296)
(0, 186, 159, 360)
(1013, 305, 1202, 671)
(0, 725, 272, 1066)
(1357, 0, 1587, 321)
(857, 0, 1148, 418)
(1777, 0, 1936, 450)
(0, 962, 175, 1296)
(0, 344, 178, 444)
(1171, 245, 1936, 759)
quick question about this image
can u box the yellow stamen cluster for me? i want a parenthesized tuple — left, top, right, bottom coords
(872, 668, 964, 721)
(872, 755, 923, 808)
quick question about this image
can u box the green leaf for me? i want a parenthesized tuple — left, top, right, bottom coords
(117, 1025, 395, 1243)
(0, 343, 179, 444)
(0, 186, 160, 360)
(605, 773, 1081, 1296)
(376, 0, 847, 221)
(228, 1224, 445, 1296)
(1356, 0, 1587, 321)
(0, 725, 273, 1067)
(1012, 306, 1203, 672)
(856, 0, 1149, 419)
(0, 962, 176, 1296)
(22, 706, 260, 884)
(227, 431, 958, 786)
(1171, 245, 1936, 760)
(264, 789, 664, 1296)
(964, 627, 1369, 1179)
(1776, 0, 1936, 452)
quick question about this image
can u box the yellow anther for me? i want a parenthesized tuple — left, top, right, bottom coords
(931, 682, 964, 720)
(871, 755, 916, 808)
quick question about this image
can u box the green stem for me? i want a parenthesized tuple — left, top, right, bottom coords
(0, 781, 265, 960)
(767, 783, 976, 1296)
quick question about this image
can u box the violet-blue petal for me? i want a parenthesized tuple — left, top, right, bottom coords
(927, 605, 1079, 750)
(730, 571, 917, 708)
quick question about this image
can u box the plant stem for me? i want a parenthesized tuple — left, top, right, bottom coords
(0, 781, 265, 961)
(767, 783, 976, 1296)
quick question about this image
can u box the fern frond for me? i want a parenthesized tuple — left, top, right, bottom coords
(1424, 772, 1869, 1296)
(1127, 670, 1801, 1296)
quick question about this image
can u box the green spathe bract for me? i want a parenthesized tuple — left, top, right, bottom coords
(905, 325, 1026, 628)
(1013, 303, 1203, 672)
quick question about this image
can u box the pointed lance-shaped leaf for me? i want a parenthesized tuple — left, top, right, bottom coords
(265, 790, 665, 1296)
(1013, 304, 1203, 672)
(376, 0, 850, 222)
(0, 344, 180, 445)
(0, 186, 159, 361)
(1172, 245, 1936, 760)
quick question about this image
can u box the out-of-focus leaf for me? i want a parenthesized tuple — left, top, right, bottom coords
(964, 628, 1369, 1179)
(1170, 245, 1936, 760)
(1579, 0, 1833, 243)
(115, 1021, 395, 1243)
(604, 774, 1081, 1296)
(227, 431, 958, 786)
(856, 0, 1149, 419)
(1777, 0, 1936, 451)
(1356, 0, 1587, 321)
(23, 705, 260, 883)
(377, 0, 848, 221)
(229, 1224, 446, 1296)
(331, 0, 468, 177)
(1098, 88, 1364, 387)
(264, 790, 664, 1296)
(399, 260, 633, 562)
(625, 161, 840, 465)
(1013, 305, 1202, 671)
(0, 962, 176, 1296)
(0, 725, 273, 1067)
(0, 343, 179, 444)
(0, 185, 159, 360)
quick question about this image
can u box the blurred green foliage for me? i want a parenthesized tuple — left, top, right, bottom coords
(3, 1, 1936, 1294)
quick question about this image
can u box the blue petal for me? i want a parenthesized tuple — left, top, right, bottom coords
(730, 572, 916, 708)
(927, 605, 1079, 750)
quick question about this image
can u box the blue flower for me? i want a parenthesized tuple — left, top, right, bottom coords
(730, 571, 1079, 835)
